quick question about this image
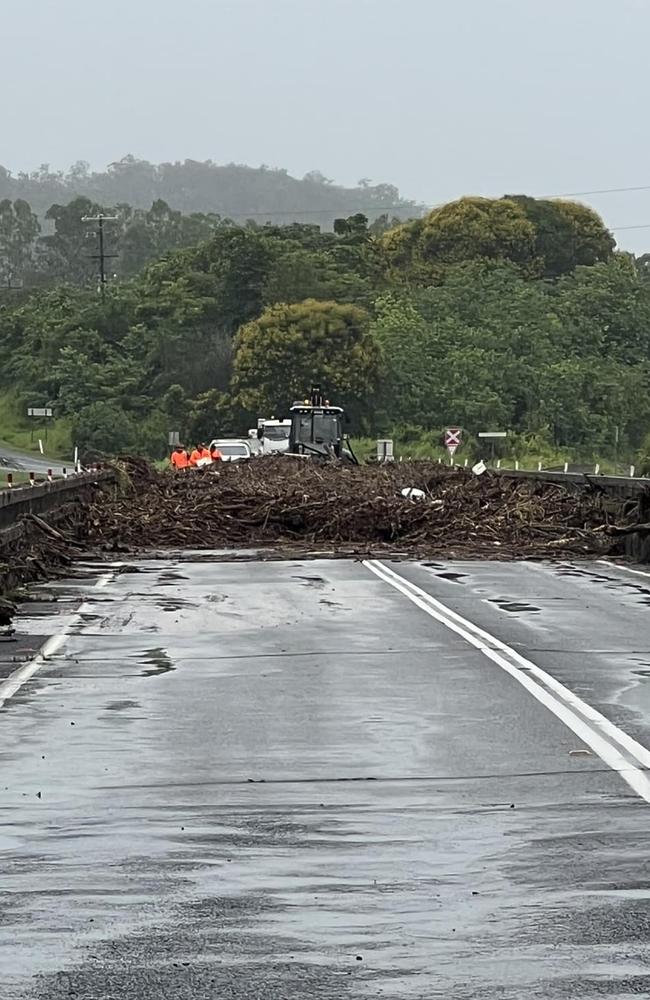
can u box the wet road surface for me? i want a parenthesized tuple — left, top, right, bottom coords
(0, 444, 66, 475)
(1, 557, 650, 997)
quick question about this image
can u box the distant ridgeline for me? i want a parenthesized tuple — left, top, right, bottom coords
(0, 156, 422, 226)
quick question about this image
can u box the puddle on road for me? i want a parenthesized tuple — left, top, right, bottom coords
(157, 598, 199, 612)
(488, 598, 541, 614)
(158, 571, 190, 584)
(140, 647, 175, 677)
(103, 699, 141, 712)
(436, 571, 467, 584)
(292, 575, 326, 589)
(421, 562, 468, 584)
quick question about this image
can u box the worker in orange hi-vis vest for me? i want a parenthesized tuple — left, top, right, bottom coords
(170, 445, 191, 470)
(189, 443, 212, 467)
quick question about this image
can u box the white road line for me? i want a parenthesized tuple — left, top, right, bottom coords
(0, 569, 116, 711)
(364, 559, 650, 804)
(597, 559, 650, 581)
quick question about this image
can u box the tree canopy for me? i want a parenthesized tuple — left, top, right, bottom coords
(382, 196, 615, 280)
(0, 186, 645, 466)
(232, 299, 380, 423)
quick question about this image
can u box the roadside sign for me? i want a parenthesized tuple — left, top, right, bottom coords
(27, 407, 53, 418)
(168, 431, 180, 447)
(444, 426, 462, 458)
(478, 431, 507, 438)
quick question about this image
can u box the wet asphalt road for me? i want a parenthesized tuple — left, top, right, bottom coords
(0, 444, 67, 475)
(2, 556, 650, 998)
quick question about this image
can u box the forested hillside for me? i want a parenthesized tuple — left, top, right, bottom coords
(1, 192, 648, 467)
(0, 158, 420, 289)
(0, 156, 420, 226)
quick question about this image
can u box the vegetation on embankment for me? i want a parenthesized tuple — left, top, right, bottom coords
(0, 392, 71, 460)
(1, 188, 650, 469)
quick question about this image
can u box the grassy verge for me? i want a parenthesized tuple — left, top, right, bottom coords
(0, 392, 72, 459)
(350, 434, 633, 474)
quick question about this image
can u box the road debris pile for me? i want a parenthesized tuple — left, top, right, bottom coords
(85, 458, 628, 559)
(0, 504, 91, 626)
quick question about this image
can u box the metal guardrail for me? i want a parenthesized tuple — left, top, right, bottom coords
(497, 467, 650, 492)
(0, 470, 114, 531)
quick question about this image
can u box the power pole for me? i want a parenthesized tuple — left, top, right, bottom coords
(82, 214, 119, 301)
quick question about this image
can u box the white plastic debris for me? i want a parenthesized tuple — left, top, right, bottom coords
(472, 461, 487, 476)
(401, 487, 426, 501)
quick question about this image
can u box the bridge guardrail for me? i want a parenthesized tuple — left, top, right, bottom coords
(0, 470, 114, 531)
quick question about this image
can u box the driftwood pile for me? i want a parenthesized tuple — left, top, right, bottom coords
(84, 458, 624, 559)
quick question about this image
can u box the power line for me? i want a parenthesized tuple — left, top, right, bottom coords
(219, 203, 414, 219)
(609, 222, 650, 232)
(215, 184, 650, 223)
(542, 184, 650, 199)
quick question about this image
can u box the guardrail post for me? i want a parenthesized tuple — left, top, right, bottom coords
(29, 471, 35, 487)
(6, 473, 12, 489)
(515, 460, 519, 471)
(595, 463, 600, 475)
(47, 469, 53, 483)
(630, 465, 636, 478)
(537, 461, 542, 472)
(563, 462, 569, 473)
(62, 467, 67, 479)
(496, 459, 501, 470)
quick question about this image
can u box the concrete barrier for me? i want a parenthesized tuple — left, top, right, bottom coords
(0, 471, 114, 532)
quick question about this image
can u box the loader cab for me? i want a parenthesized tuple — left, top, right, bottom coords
(288, 386, 345, 458)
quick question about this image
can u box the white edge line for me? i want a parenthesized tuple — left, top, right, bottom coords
(0, 569, 118, 710)
(364, 559, 650, 804)
(367, 558, 650, 770)
(597, 559, 650, 581)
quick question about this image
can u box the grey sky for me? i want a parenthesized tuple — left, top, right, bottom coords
(2, 0, 650, 250)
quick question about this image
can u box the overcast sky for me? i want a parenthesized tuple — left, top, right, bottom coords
(2, 0, 650, 250)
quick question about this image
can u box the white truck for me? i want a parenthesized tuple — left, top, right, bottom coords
(251, 417, 291, 456)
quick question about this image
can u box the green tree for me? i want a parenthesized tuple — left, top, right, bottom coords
(189, 388, 243, 440)
(39, 197, 111, 286)
(371, 264, 558, 432)
(72, 401, 137, 456)
(0, 199, 40, 287)
(507, 195, 615, 277)
(552, 255, 650, 359)
(381, 198, 538, 279)
(231, 299, 380, 423)
(381, 196, 614, 281)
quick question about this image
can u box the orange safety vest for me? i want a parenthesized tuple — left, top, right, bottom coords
(210, 447, 223, 461)
(171, 450, 190, 469)
(190, 448, 212, 466)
